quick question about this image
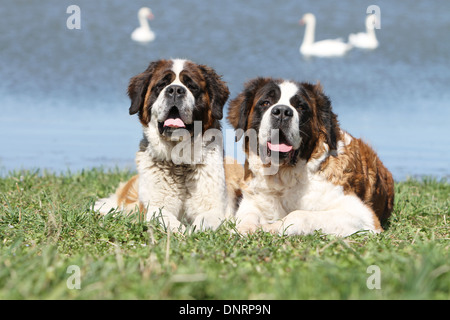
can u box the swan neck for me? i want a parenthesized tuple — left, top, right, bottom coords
(139, 14, 151, 30)
(366, 25, 376, 39)
(303, 19, 315, 45)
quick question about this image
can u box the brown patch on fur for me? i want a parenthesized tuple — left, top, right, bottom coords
(228, 77, 394, 231)
(224, 157, 244, 213)
(128, 59, 229, 131)
(128, 60, 172, 127)
(299, 83, 339, 161)
(113, 175, 146, 220)
(227, 77, 272, 134)
(317, 136, 394, 229)
(113, 158, 245, 219)
(115, 175, 144, 213)
(302, 84, 391, 230)
(243, 160, 253, 183)
(227, 90, 245, 131)
(185, 60, 229, 132)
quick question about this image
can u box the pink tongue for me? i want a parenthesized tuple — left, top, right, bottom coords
(268, 142, 293, 152)
(164, 118, 185, 128)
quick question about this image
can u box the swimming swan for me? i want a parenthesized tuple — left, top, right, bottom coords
(131, 7, 155, 42)
(348, 14, 379, 49)
(299, 13, 352, 57)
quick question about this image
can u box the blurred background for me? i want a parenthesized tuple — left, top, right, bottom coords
(1, 0, 449, 181)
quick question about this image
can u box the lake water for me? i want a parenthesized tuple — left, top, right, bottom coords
(1, 0, 449, 181)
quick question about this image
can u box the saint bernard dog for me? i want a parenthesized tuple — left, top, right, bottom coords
(94, 59, 231, 232)
(227, 77, 394, 236)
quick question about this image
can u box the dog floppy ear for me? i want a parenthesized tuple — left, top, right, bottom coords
(199, 64, 230, 120)
(128, 61, 160, 117)
(228, 77, 270, 141)
(313, 82, 339, 150)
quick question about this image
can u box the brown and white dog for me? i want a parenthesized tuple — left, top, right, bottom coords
(95, 59, 231, 232)
(228, 78, 394, 236)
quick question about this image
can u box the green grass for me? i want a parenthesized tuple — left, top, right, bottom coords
(0, 169, 448, 299)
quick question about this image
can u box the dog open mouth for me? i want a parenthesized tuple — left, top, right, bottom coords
(266, 131, 295, 161)
(164, 118, 185, 128)
(267, 142, 293, 153)
(158, 107, 188, 135)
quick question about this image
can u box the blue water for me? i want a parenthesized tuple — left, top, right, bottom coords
(1, 0, 449, 181)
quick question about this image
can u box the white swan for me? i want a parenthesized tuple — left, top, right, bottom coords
(299, 13, 352, 58)
(131, 7, 155, 43)
(348, 14, 379, 49)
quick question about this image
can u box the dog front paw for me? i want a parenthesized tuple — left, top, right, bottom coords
(261, 221, 283, 234)
(236, 222, 260, 235)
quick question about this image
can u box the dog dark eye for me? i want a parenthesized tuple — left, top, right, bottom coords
(260, 101, 271, 107)
(182, 76, 199, 92)
(154, 81, 167, 94)
(187, 83, 198, 92)
(156, 82, 166, 89)
(298, 101, 309, 111)
(291, 96, 309, 111)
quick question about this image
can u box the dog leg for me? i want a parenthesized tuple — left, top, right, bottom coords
(262, 206, 381, 237)
(191, 211, 223, 231)
(145, 205, 186, 233)
(185, 150, 228, 231)
(94, 194, 120, 215)
(234, 198, 263, 234)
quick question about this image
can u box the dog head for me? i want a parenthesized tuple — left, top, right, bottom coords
(228, 78, 338, 166)
(128, 59, 229, 138)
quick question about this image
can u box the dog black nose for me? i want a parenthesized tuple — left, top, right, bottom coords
(165, 85, 186, 99)
(271, 105, 293, 120)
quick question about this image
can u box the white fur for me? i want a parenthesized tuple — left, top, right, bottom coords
(171, 59, 186, 80)
(235, 83, 378, 237)
(307, 143, 330, 172)
(259, 81, 301, 151)
(94, 193, 119, 213)
(152, 59, 196, 124)
(136, 135, 227, 232)
(277, 81, 300, 106)
(236, 157, 378, 236)
(95, 59, 226, 232)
